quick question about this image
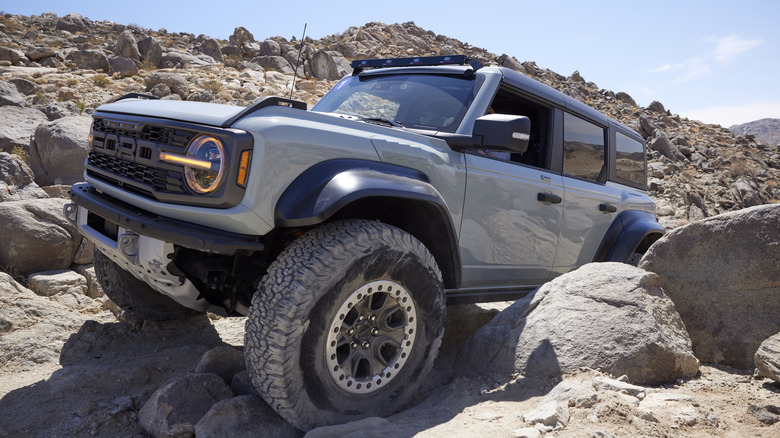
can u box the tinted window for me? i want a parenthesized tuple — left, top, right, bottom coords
(563, 112, 605, 181)
(615, 132, 645, 186)
(312, 74, 480, 133)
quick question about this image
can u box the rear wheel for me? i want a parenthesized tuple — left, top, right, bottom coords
(244, 220, 445, 431)
(93, 249, 200, 321)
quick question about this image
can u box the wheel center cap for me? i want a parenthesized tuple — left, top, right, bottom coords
(355, 322, 373, 341)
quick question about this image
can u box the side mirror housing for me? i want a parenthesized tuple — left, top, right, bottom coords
(473, 114, 531, 153)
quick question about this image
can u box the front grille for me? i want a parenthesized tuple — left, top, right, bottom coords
(87, 117, 194, 200)
(92, 118, 195, 147)
(87, 152, 184, 194)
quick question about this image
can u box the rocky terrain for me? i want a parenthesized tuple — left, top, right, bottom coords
(0, 11, 779, 438)
(730, 118, 780, 147)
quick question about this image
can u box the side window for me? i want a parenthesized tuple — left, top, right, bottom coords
(483, 85, 551, 169)
(563, 112, 605, 181)
(615, 132, 646, 186)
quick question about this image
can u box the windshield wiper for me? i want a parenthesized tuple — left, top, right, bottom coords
(361, 117, 404, 128)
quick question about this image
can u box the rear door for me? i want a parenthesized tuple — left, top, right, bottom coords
(552, 111, 619, 275)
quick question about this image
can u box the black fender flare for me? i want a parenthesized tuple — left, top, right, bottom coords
(274, 159, 462, 288)
(594, 210, 665, 263)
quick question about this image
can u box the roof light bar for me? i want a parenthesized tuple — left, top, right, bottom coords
(351, 55, 482, 75)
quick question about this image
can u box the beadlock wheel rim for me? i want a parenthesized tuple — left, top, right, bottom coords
(325, 280, 418, 394)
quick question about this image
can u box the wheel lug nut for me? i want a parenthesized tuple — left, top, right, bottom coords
(358, 315, 365, 322)
(347, 328, 355, 335)
(361, 341, 370, 349)
(351, 342, 358, 349)
(369, 314, 377, 322)
(371, 328, 379, 336)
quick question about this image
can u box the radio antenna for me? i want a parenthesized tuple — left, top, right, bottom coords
(289, 23, 307, 100)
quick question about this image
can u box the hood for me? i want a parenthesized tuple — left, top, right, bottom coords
(95, 98, 245, 127)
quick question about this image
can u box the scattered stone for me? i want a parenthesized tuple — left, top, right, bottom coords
(755, 332, 780, 383)
(0, 272, 112, 371)
(0, 152, 48, 202)
(748, 404, 780, 425)
(195, 395, 301, 438)
(194, 346, 245, 385)
(138, 373, 233, 437)
(27, 269, 87, 297)
(304, 417, 401, 438)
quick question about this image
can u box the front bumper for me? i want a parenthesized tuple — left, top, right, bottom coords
(66, 183, 265, 312)
(68, 183, 264, 255)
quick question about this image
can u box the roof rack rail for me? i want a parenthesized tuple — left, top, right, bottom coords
(351, 55, 483, 75)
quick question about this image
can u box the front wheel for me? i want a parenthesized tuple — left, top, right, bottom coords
(244, 220, 445, 431)
(93, 249, 200, 321)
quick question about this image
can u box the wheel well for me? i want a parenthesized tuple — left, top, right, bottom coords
(634, 232, 662, 255)
(326, 197, 460, 289)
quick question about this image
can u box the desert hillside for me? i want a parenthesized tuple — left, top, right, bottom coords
(0, 12, 779, 438)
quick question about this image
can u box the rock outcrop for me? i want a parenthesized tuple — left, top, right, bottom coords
(454, 263, 699, 385)
(640, 204, 780, 368)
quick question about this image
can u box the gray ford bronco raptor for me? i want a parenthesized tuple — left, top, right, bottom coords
(66, 55, 663, 430)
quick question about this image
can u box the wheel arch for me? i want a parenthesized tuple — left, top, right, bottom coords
(274, 159, 462, 289)
(593, 210, 665, 263)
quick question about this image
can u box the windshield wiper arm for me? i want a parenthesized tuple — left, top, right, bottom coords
(361, 117, 404, 128)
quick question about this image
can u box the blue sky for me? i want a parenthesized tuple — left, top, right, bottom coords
(4, 0, 779, 127)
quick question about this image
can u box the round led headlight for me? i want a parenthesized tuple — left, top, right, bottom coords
(184, 135, 225, 194)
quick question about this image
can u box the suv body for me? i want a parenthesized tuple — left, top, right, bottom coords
(67, 55, 662, 429)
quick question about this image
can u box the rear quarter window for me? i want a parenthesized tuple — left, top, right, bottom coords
(615, 132, 646, 186)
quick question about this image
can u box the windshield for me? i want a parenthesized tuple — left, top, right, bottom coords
(312, 73, 481, 132)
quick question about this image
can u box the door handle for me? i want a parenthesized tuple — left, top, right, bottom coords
(599, 203, 617, 213)
(537, 193, 562, 204)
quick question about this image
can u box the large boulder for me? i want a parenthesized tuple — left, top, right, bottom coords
(0, 198, 83, 276)
(145, 72, 189, 99)
(65, 49, 110, 72)
(755, 332, 780, 384)
(640, 204, 780, 368)
(55, 13, 87, 33)
(200, 37, 223, 62)
(28, 115, 91, 186)
(248, 55, 294, 75)
(138, 36, 163, 68)
(309, 50, 352, 80)
(114, 29, 141, 61)
(0, 106, 48, 153)
(454, 263, 699, 385)
(0, 152, 48, 202)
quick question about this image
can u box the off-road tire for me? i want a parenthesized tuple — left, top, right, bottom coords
(93, 249, 200, 321)
(244, 220, 445, 431)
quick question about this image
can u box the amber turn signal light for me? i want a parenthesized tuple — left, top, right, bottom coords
(237, 150, 251, 188)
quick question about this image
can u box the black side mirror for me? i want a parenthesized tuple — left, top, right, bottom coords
(473, 114, 531, 153)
